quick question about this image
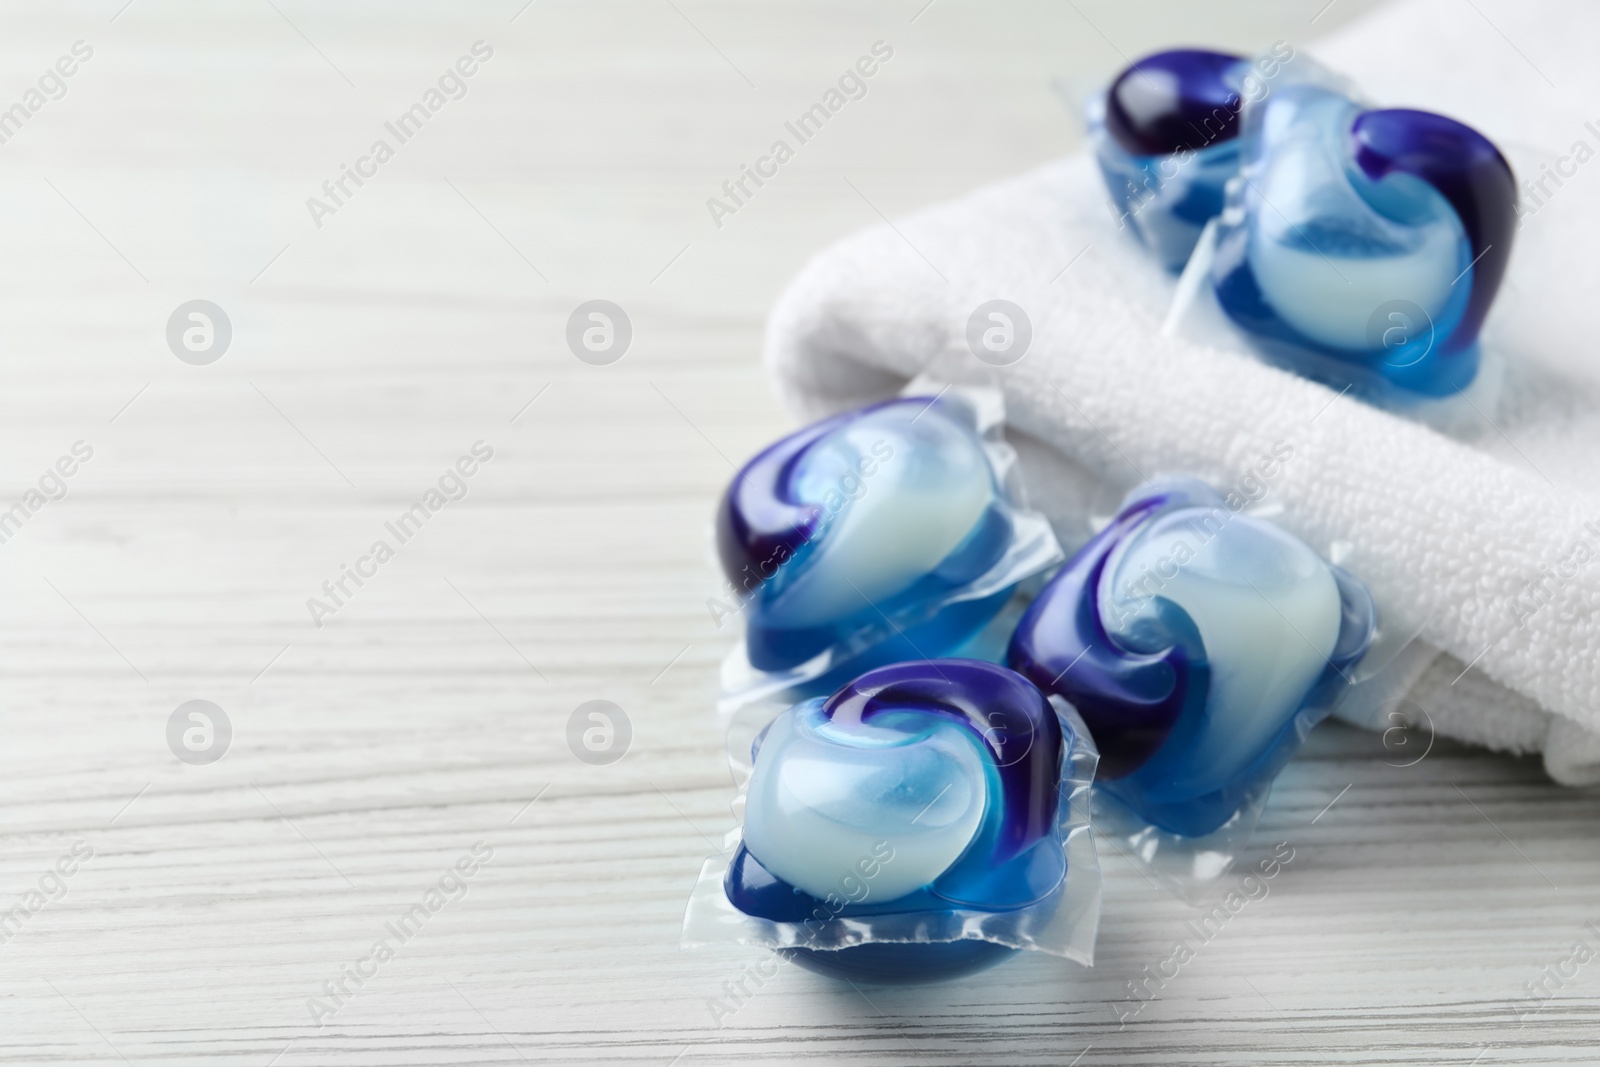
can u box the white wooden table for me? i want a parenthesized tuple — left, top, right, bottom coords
(4, 1, 1597, 1063)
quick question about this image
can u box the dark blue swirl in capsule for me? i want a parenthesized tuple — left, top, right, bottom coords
(1006, 492, 1202, 780)
(1089, 49, 1254, 271)
(1007, 479, 1375, 837)
(715, 402, 887, 588)
(1350, 108, 1517, 360)
(1103, 49, 1246, 156)
(715, 397, 1015, 673)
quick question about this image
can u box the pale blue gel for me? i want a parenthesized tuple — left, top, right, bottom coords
(1099, 505, 1342, 800)
(1236, 83, 1471, 355)
(741, 702, 991, 904)
(766, 405, 999, 629)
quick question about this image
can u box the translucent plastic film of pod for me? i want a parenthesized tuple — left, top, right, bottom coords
(683, 659, 1101, 983)
(1088, 47, 1516, 420)
(1007, 477, 1378, 894)
(713, 385, 1061, 714)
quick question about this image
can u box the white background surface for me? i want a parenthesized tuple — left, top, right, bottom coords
(3, 1, 1598, 1063)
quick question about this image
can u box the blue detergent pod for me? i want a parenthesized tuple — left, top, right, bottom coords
(1088, 48, 1254, 270)
(718, 659, 1094, 983)
(1210, 82, 1516, 402)
(1008, 479, 1375, 838)
(715, 393, 1060, 696)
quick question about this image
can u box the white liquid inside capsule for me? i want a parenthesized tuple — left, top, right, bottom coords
(1245, 88, 1465, 353)
(1101, 508, 1341, 791)
(742, 708, 987, 903)
(770, 410, 994, 628)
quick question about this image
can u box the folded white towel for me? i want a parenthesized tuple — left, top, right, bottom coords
(764, 0, 1600, 784)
